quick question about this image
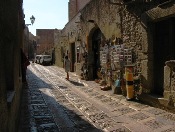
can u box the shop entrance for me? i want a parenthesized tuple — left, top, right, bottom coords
(153, 18, 175, 96)
(92, 28, 101, 79)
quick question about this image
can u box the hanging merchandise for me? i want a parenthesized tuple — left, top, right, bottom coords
(100, 43, 109, 65)
(124, 48, 132, 65)
(111, 43, 133, 66)
(111, 63, 116, 71)
(100, 51, 107, 64)
(80, 52, 88, 80)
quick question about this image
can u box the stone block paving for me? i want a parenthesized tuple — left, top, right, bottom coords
(18, 64, 101, 132)
(18, 64, 175, 132)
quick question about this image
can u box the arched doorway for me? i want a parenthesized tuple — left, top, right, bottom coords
(88, 28, 102, 80)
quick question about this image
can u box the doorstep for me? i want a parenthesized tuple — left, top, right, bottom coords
(137, 93, 175, 113)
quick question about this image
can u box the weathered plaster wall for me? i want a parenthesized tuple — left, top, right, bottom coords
(69, 0, 91, 21)
(0, 0, 24, 131)
(54, 29, 63, 67)
(55, 13, 81, 72)
(121, 4, 152, 93)
(80, 0, 121, 41)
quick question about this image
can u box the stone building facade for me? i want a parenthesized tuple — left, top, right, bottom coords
(36, 29, 54, 54)
(28, 32, 37, 60)
(68, 0, 91, 20)
(118, 0, 175, 109)
(0, 0, 25, 131)
(54, 29, 63, 67)
(23, 27, 37, 60)
(55, 0, 175, 110)
(54, 0, 92, 71)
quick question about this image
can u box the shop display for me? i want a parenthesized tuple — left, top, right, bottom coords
(79, 37, 142, 98)
(97, 38, 142, 97)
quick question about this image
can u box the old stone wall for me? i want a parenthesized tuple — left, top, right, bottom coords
(69, 0, 77, 21)
(54, 29, 62, 67)
(54, 13, 81, 73)
(79, 0, 175, 94)
(69, 0, 91, 21)
(80, 0, 121, 40)
(56, 0, 175, 108)
(121, 4, 152, 93)
(36, 29, 54, 54)
(0, 0, 24, 131)
(77, 0, 91, 11)
(125, 1, 175, 104)
(164, 60, 175, 107)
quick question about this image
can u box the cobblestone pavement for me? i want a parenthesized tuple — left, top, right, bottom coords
(18, 63, 175, 132)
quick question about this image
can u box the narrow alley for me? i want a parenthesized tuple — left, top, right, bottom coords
(18, 63, 175, 132)
(2, 1, 175, 131)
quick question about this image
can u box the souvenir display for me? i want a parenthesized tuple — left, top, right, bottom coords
(79, 37, 142, 98)
(97, 38, 141, 97)
(100, 51, 107, 64)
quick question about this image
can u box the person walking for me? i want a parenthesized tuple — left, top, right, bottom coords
(64, 55, 71, 80)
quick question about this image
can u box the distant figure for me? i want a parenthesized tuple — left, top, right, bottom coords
(64, 56, 70, 80)
(21, 49, 30, 84)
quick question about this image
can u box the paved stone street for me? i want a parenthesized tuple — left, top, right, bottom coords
(18, 63, 175, 132)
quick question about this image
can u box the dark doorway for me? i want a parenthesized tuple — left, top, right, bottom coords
(92, 28, 101, 79)
(71, 43, 75, 72)
(153, 18, 175, 96)
(51, 48, 55, 65)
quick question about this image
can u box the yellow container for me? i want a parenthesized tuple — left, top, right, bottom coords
(126, 72, 134, 100)
(126, 85, 134, 99)
(126, 73, 133, 81)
